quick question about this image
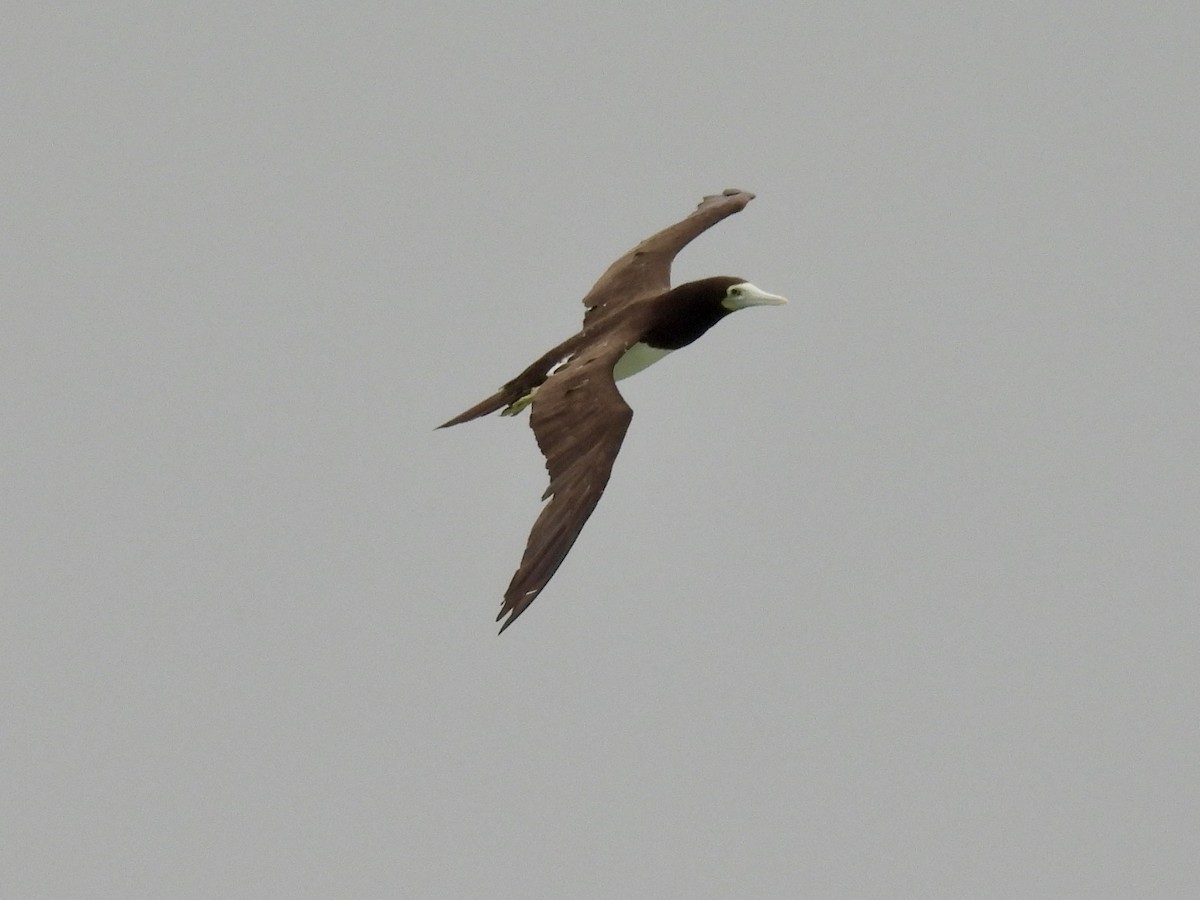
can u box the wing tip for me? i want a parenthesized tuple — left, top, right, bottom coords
(698, 188, 755, 208)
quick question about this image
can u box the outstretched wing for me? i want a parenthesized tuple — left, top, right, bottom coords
(497, 337, 634, 632)
(580, 188, 755, 327)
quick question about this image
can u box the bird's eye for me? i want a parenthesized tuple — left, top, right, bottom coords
(729, 287, 741, 296)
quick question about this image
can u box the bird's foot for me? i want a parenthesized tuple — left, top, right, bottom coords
(501, 388, 537, 416)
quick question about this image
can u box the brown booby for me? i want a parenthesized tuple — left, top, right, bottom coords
(440, 189, 786, 632)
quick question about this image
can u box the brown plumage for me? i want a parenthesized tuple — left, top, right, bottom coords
(440, 190, 785, 632)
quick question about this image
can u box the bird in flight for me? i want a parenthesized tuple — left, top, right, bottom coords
(440, 189, 786, 632)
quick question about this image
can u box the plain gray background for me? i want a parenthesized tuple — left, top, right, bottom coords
(5, 3, 1197, 897)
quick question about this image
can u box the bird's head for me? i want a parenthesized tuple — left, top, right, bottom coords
(717, 278, 788, 311)
(647, 276, 787, 349)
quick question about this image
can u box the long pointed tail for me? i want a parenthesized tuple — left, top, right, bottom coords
(437, 388, 518, 428)
(438, 333, 587, 429)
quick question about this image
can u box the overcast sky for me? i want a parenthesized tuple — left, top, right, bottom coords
(5, 3, 1198, 898)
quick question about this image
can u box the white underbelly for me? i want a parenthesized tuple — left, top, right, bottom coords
(612, 342, 673, 381)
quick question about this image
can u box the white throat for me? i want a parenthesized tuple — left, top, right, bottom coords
(612, 342, 673, 381)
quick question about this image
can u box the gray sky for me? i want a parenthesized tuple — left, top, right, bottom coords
(5, 3, 1198, 897)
